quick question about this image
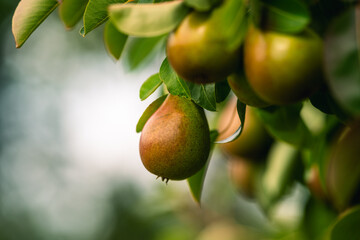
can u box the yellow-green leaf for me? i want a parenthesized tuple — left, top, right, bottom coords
(108, 1, 189, 37)
(12, 0, 60, 48)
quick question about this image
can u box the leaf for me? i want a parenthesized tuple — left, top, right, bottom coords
(136, 94, 167, 133)
(124, 36, 165, 70)
(139, 73, 163, 101)
(82, 0, 125, 36)
(258, 141, 302, 210)
(215, 81, 231, 103)
(303, 198, 337, 240)
(215, 100, 246, 143)
(210, 0, 247, 51)
(187, 82, 217, 111)
(255, 104, 313, 148)
(12, 0, 60, 48)
(187, 130, 218, 205)
(184, 0, 221, 12)
(59, 0, 89, 29)
(104, 20, 128, 60)
(331, 206, 360, 240)
(309, 87, 350, 122)
(108, 1, 189, 37)
(159, 58, 191, 99)
(251, 0, 311, 34)
(324, 7, 360, 116)
(307, 116, 342, 190)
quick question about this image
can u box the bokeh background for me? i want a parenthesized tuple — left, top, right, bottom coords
(0, 1, 309, 239)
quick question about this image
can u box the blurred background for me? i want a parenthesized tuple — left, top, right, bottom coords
(0, 1, 314, 239)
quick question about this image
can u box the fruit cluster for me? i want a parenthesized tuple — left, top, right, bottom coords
(137, 0, 360, 218)
(11, 0, 360, 237)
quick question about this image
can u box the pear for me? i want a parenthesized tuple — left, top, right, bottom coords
(244, 25, 323, 104)
(228, 157, 260, 199)
(139, 94, 210, 181)
(166, 0, 243, 84)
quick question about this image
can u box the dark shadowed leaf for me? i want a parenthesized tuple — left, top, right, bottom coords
(140, 73, 163, 100)
(187, 130, 218, 205)
(255, 104, 313, 148)
(104, 20, 128, 60)
(310, 87, 350, 122)
(251, 0, 310, 33)
(187, 82, 217, 111)
(12, 0, 60, 48)
(59, 0, 89, 29)
(108, 1, 189, 37)
(82, 0, 125, 36)
(136, 94, 167, 133)
(324, 8, 360, 116)
(331, 206, 360, 240)
(159, 58, 191, 99)
(215, 81, 231, 103)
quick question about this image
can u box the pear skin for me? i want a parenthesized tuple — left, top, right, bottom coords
(166, 0, 243, 84)
(244, 26, 323, 104)
(139, 94, 210, 181)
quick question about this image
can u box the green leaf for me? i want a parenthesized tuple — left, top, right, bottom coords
(303, 198, 337, 240)
(12, 0, 60, 48)
(184, 0, 221, 12)
(251, 0, 311, 34)
(159, 58, 191, 99)
(216, 100, 246, 143)
(136, 94, 167, 133)
(124, 36, 165, 70)
(210, 0, 247, 51)
(104, 20, 128, 60)
(187, 130, 218, 205)
(82, 0, 125, 36)
(59, 0, 89, 29)
(258, 141, 302, 210)
(306, 116, 341, 192)
(187, 82, 217, 111)
(215, 81, 231, 103)
(310, 87, 350, 121)
(139, 73, 163, 101)
(324, 8, 360, 116)
(108, 1, 189, 37)
(331, 206, 360, 240)
(255, 104, 313, 148)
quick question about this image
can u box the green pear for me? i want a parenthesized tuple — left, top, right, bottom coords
(166, 0, 243, 84)
(228, 71, 270, 108)
(244, 25, 323, 105)
(139, 94, 210, 181)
